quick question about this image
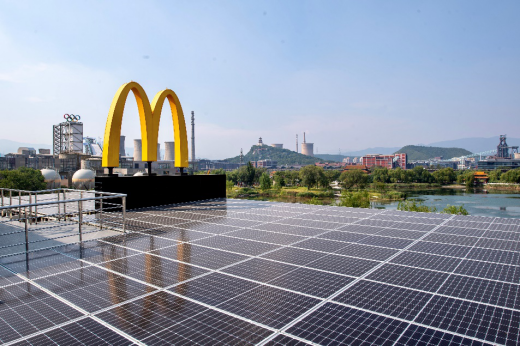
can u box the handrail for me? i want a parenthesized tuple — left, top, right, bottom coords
(0, 187, 123, 195)
(0, 194, 127, 210)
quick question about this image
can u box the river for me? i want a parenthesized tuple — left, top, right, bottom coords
(372, 189, 520, 219)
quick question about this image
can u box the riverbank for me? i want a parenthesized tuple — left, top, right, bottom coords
(485, 183, 520, 191)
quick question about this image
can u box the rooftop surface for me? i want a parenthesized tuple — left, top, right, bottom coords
(1, 198, 520, 345)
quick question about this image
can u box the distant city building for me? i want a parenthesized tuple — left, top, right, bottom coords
(352, 157, 359, 164)
(258, 137, 264, 146)
(198, 159, 243, 171)
(361, 153, 407, 169)
(271, 144, 283, 148)
(255, 159, 277, 168)
(342, 157, 351, 164)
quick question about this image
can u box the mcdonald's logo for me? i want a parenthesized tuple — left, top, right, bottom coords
(102, 81, 188, 168)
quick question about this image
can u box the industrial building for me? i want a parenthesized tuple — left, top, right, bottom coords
(361, 153, 407, 169)
(477, 135, 520, 170)
(271, 143, 283, 148)
(301, 132, 314, 157)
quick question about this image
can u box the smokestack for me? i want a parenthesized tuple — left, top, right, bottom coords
(133, 139, 142, 161)
(191, 111, 196, 171)
(164, 141, 175, 161)
(157, 143, 161, 160)
(303, 132, 306, 143)
(296, 134, 298, 153)
(120, 135, 126, 157)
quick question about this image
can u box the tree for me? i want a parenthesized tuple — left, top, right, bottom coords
(339, 170, 369, 189)
(465, 172, 475, 189)
(0, 167, 46, 191)
(259, 172, 272, 191)
(432, 168, 456, 185)
(371, 167, 389, 183)
(325, 170, 341, 184)
(500, 169, 520, 183)
(237, 162, 256, 186)
(488, 169, 502, 183)
(273, 172, 286, 187)
(299, 165, 321, 189)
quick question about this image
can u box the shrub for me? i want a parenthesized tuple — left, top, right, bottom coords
(337, 190, 370, 208)
(441, 205, 469, 215)
(397, 200, 437, 213)
(304, 197, 324, 205)
(297, 191, 316, 198)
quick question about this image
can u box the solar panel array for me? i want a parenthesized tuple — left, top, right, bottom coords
(1, 198, 520, 345)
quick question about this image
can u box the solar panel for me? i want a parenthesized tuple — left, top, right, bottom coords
(1, 198, 519, 345)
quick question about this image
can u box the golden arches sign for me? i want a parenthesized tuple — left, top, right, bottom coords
(102, 81, 189, 168)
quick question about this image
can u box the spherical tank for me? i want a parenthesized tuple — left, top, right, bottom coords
(41, 169, 61, 189)
(72, 169, 96, 190)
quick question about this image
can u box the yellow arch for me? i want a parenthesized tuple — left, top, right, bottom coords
(151, 90, 189, 168)
(102, 82, 189, 168)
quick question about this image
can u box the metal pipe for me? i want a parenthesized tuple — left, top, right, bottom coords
(78, 199, 83, 243)
(29, 193, 32, 225)
(63, 190, 67, 220)
(34, 193, 38, 224)
(18, 191, 21, 221)
(24, 207, 29, 253)
(1, 189, 4, 217)
(99, 196, 103, 230)
(9, 190, 12, 219)
(57, 191, 61, 221)
(122, 196, 126, 233)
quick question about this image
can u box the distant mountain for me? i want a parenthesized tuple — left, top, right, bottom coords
(428, 136, 520, 154)
(225, 145, 325, 166)
(395, 145, 472, 161)
(0, 139, 51, 156)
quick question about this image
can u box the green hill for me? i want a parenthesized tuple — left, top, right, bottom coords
(225, 145, 326, 166)
(395, 145, 472, 161)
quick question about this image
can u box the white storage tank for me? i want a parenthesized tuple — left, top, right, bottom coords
(41, 169, 61, 189)
(72, 169, 96, 190)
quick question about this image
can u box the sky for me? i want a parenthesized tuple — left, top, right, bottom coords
(0, 0, 519, 159)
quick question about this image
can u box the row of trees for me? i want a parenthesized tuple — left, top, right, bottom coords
(217, 162, 520, 190)
(487, 168, 520, 183)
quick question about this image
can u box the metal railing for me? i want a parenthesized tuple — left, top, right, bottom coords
(0, 188, 127, 257)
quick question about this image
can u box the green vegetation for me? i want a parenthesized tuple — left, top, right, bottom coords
(397, 200, 469, 215)
(0, 167, 46, 191)
(397, 200, 437, 213)
(259, 172, 271, 191)
(339, 170, 369, 189)
(224, 145, 325, 166)
(499, 168, 520, 183)
(337, 190, 370, 208)
(395, 145, 471, 161)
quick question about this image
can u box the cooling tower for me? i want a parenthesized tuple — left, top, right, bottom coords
(164, 141, 175, 161)
(120, 136, 126, 157)
(301, 143, 314, 157)
(133, 139, 142, 161)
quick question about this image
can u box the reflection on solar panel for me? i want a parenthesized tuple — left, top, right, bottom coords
(1, 198, 520, 345)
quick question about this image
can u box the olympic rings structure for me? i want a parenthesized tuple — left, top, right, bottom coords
(64, 114, 81, 122)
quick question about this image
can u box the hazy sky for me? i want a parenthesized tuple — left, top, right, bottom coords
(1, 0, 519, 159)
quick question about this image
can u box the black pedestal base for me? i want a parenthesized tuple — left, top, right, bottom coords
(95, 175, 226, 210)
